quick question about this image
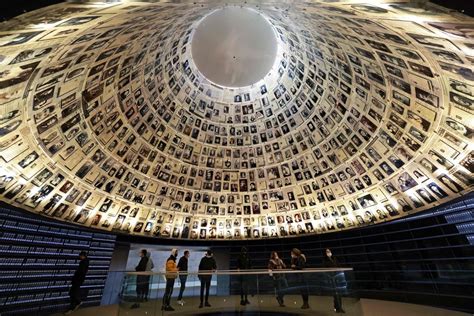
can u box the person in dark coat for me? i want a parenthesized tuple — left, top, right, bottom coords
(291, 248, 309, 309)
(198, 250, 217, 308)
(131, 249, 149, 309)
(323, 248, 345, 313)
(237, 247, 252, 305)
(268, 251, 288, 307)
(65, 251, 89, 314)
(177, 250, 190, 305)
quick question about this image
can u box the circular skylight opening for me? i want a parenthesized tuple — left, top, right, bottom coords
(191, 7, 278, 87)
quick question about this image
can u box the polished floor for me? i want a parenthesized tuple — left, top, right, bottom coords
(56, 296, 469, 316)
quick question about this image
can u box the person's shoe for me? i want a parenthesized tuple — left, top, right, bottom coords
(301, 303, 310, 309)
(177, 299, 185, 306)
(240, 300, 246, 306)
(144, 297, 148, 302)
(205, 302, 211, 307)
(164, 306, 175, 311)
(336, 308, 346, 313)
(245, 299, 250, 305)
(199, 303, 203, 308)
(131, 303, 140, 309)
(73, 302, 82, 311)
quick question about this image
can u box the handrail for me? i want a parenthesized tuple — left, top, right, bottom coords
(124, 268, 353, 276)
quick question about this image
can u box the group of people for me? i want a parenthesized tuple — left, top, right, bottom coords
(134, 248, 217, 311)
(240, 247, 344, 313)
(133, 247, 344, 313)
(161, 249, 217, 311)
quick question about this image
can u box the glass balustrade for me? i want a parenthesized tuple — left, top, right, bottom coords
(115, 268, 360, 315)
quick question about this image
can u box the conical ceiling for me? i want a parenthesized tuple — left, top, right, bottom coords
(0, 1, 472, 240)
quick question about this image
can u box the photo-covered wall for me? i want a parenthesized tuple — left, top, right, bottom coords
(0, 0, 472, 240)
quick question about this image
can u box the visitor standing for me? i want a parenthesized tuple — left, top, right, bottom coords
(162, 249, 178, 311)
(237, 247, 252, 305)
(268, 251, 287, 307)
(177, 250, 190, 305)
(131, 249, 149, 309)
(323, 248, 345, 313)
(198, 250, 217, 308)
(144, 250, 154, 301)
(291, 248, 310, 309)
(65, 251, 89, 314)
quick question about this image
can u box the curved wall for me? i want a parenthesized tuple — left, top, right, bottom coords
(119, 192, 474, 313)
(0, 1, 473, 241)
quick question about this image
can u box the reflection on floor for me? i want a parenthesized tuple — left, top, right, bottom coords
(53, 296, 470, 316)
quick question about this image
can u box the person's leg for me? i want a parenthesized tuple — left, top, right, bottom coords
(199, 279, 205, 306)
(144, 276, 150, 301)
(163, 278, 171, 307)
(136, 278, 141, 301)
(240, 276, 244, 302)
(162, 279, 169, 307)
(69, 284, 80, 310)
(131, 277, 142, 308)
(166, 279, 175, 306)
(205, 278, 211, 305)
(240, 277, 248, 304)
(170, 279, 175, 304)
(243, 278, 249, 303)
(177, 275, 187, 301)
(334, 294, 341, 310)
(281, 277, 288, 302)
(300, 279, 309, 309)
(275, 278, 283, 303)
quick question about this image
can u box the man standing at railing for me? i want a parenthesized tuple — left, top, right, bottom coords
(131, 249, 149, 309)
(162, 249, 179, 311)
(198, 250, 217, 308)
(177, 250, 190, 306)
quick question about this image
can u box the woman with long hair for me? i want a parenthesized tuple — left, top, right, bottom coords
(291, 248, 310, 309)
(268, 251, 287, 307)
